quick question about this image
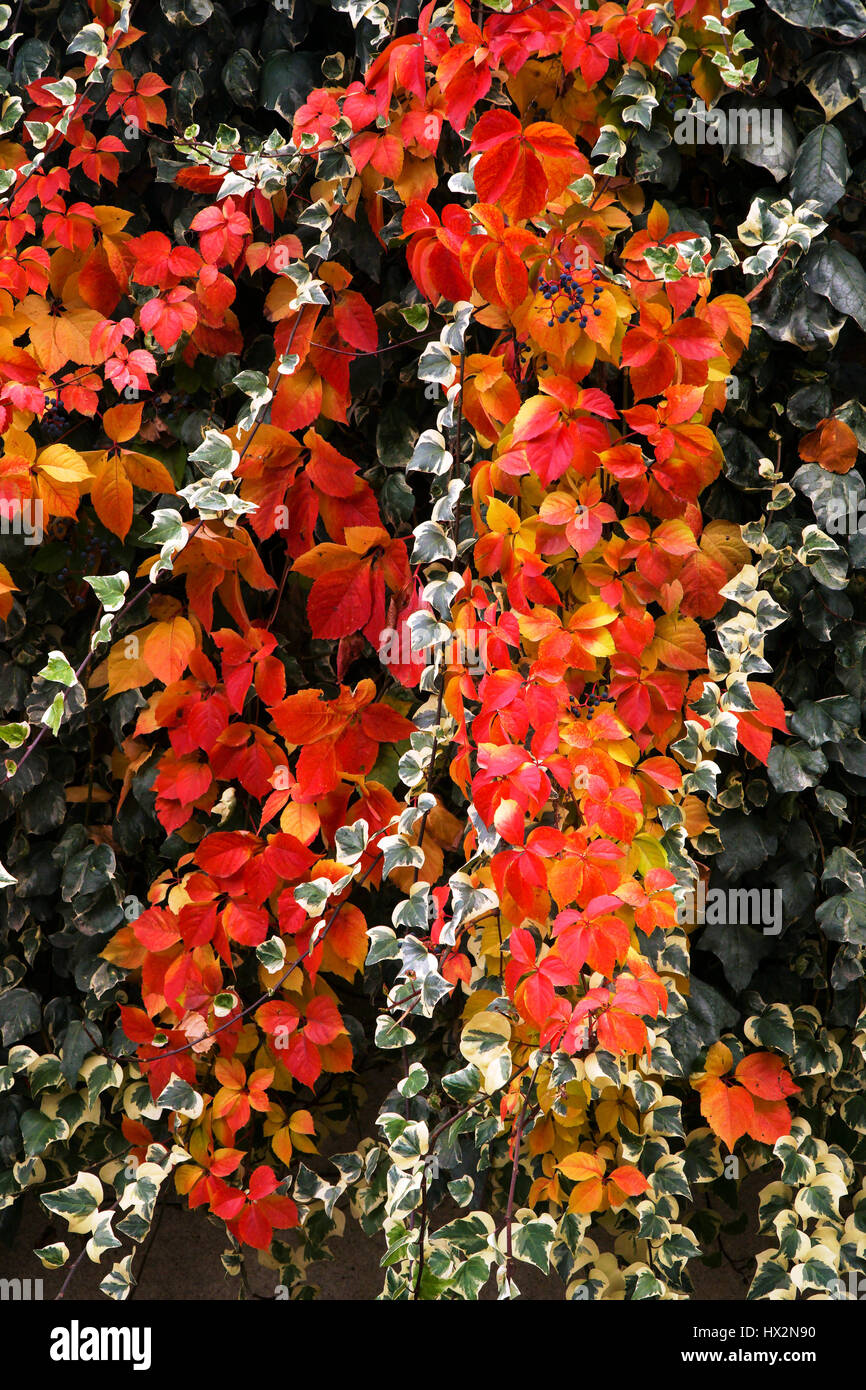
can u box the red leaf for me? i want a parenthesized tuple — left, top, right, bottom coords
(196, 831, 257, 879)
(735, 1052, 800, 1101)
(306, 563, 374, 640)
(284, 1032, 322, 1088)
(334, 292, 378, 353)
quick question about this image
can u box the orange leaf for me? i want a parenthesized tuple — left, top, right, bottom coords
(321, 903, 368, 981)
(89, 447, 175, 540)
(271, 1126, 295, 1166)
(799, 418, 858, 474)
(607, 1164, 648, 1207)
(103, 401, 144, 443)
(698, 1076, 753, 1152)
(143, 616, 196, 685)
(558, 1150, 604, 1182)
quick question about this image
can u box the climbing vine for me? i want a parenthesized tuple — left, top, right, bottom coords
(1, 0, 865, 1303)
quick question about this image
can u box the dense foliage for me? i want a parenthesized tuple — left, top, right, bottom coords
(0, 0, 865, 1301)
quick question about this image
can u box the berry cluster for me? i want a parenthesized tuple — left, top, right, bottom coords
(81, 536, 113, 571)
(659, 72, 694, 111)
(41, 401, 70, 441)
(584, 682, 609, 712)
(56, 532, 112, 608)
(539, 264, 604, 329)
(569, 683, 610, 719)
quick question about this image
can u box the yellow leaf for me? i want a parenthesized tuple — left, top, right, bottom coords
(36, 444, 92, 482)
(704, 1041, 734, 1078)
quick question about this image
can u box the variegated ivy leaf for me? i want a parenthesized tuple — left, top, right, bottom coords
(703, 710, 740, 755)
(449, 873, 498, 930)
(178, 477, 257, 523)
(422, 572, 463, 619)
(611, 70, 655, 102)
(189, 429, 238, 474)
(447, 1178, 477, 1213)
(385, 1167, 423, 1219)
(383, 1116, 429, 1171)
(44, 76, 77, 107)
(460, 1011, 511, 1069)
(0, 722, 28, 746)
(748, 1253, 794, 1299)
(141, 508, 189, 582)
(406, 606, 450, 654)
(331, 0, 390, 39)
(84, 570, 129, 613)
(85, 1208, 123, 1263)
(284, 262, 329, 309)
(115, 1211, 151, 1244)
(441, 1063, 482, 1102)
(790, 1244, 841, 1293)
(379, 835, 424, 878)
(366, 925, 400, 965)
(35, 1241, 70, 1268)
(42, 1172, 103, 1230)
(256, 936, 287, 971)
(431, 477, 465, 524)
(793, 1171, 848, 1221)
(41, 693, 68, 735)
(392, 882, 431, 932)
(502, 1214, 557, 1273)
(39, 651, 77, 686)
(23, 120, 52, 149)
(29, 1054, 62, 1096)
(408, 429, 453, 476)
(397, 797, 433, 836)
(480, 1050, 512, 1094)
(397, 748, 427, 788)
(398, 934, 439, 980)
(417, 342, 457, 386)
(411, 520, 456, 564)
(20, 1107, 68, 1157)
(99, 1252, 136, 1301)
(297, 199, 332, 230)
(797, 524, 849, 589)
(232, 370, 272, 432)
(155, 1075, 203, 1120)
(374, 1014, 415, 1048)
(591, 125, 626, 176)
(80, 1057, 124, 1108)
(67, 23, 108, 59)
(335, 819, 368, 865)
(622, 95, 658, 130)
(397, 1064, 429, 1098)
(294, 877, 335, 916)
(118, 1166, 164, 1221)
(441, 301, 473, 353)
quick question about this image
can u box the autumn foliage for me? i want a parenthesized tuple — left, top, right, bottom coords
(0, 0, 814, 1299)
